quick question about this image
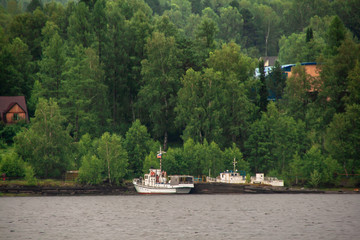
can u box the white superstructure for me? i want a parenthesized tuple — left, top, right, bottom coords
(209, 171, 284, 186)
(133, 169, 194, 194)
(208, 158, 284, 186)
(132, 148, 194, 194)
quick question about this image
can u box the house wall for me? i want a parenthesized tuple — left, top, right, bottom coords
(286, 64, 321, 92)
(5, 104, 26, 123)
(286, 64, 319, 78)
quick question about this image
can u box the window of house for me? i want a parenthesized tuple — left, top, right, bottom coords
(13, 113, 19, 121)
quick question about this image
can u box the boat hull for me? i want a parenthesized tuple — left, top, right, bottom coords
(134, 184, 193, 194)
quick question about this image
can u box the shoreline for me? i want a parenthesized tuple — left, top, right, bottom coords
(1, 182, 359, 196)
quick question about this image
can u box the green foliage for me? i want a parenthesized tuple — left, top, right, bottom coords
(309, 169, 321, 188)
(223, 143, 250, 173)
(246, 174, 251, 184)
(267, 61, 286, 101)
(0, 151, 25, 178)
(142, 151, 159, 174)
(138, 31, 181, 148)
(162, 147, 187, 175)
(97, 132, 128, 185)
(258, 59, 268, 112)
(326, 16, 346, 56)
(14, 98, 73, 178)
(124, 119, 156, 177)
(1, 0, 359, 188)
(282, 64, 313, 121)
(289, 146, 341, 187)
(78, 154, 103, 185)
(60, 46, 109, 140)
(325, 104, 360, 177)
(24, 164, 37, 185)
(0, 121, 28, 146)
(246, 102, 307, 174)
(0, 37, 34, 99)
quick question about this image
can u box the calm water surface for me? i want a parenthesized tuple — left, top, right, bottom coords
(0, 194, 359, 240)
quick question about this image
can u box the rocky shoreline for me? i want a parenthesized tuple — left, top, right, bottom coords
(0, 182, 358, 196)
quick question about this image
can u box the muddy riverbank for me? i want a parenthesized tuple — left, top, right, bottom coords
(1, 182, 358, 196)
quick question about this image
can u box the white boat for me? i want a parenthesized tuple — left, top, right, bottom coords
(132, 148, 194, 194)
(208, 158, 284, 187)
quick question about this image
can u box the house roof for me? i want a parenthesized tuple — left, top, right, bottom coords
(259, 56, 278, 67)
(0, 96, 29, 121)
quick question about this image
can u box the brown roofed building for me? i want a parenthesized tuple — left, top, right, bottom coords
(0, 96, 29, 124)
(259, 56, 278, 67)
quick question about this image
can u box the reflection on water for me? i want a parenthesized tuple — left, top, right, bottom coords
(0, 194, 359, 240)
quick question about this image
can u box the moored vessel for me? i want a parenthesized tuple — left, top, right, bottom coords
(132, 148, 194, 194)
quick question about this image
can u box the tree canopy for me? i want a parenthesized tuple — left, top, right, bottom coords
(1, 0, 360, 187)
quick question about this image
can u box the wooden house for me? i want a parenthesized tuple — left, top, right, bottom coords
(0, 96, 29, 124)
(282, 62, 321, 92)
(259, 56, 278, 67)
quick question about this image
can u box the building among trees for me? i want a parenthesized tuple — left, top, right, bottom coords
(0, 96, 29, 124)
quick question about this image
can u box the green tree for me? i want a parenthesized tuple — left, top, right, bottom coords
(218, 6, 243, 43)
(278, 30, 325, 63)
(239, 8, 256, 49)
(92, 0, 107, 64)
(195, 17, 218, 49)
(176, 68, 223, 145)
(223, 143, 250, 173)
(0, 151, 25, 178)
(78, 154, 103, 185)
(124, 119, 156, 177)
(258, 59, 268, 112)
(75, 133, 95, 169)
(103, 3, 128, 130)
(67, 2, 93, 48)
(36, 29, 66, 100)
(204, 141, 224, 178)
(282, 64, 314, 121)
(0, 37, 34, 100)
(326, 16, 346, 56)
(325, 104, 360, 177)
(267, 61, 286, 101)
(163, 0, 191, 30)
(126, 9, 153, 122)
(27, 0, 43, 12)
(319, 37, 360, 120)
(137, 31, 181, 149)
(60, 46, 109, 140)
(245, 102, 306, 174)
(206, 42, 256, 146)
(14, 98, 73, 178)
(9, 9, 47, 60)
(24, 164, 37, 185)
(142, 151, 159, 174)
(162, 147, 187, 175)
(344, 61, 360, 105)
(333, 0, 360, 40)
(97, 132, 128, 185)
(253, 4, 281, 56)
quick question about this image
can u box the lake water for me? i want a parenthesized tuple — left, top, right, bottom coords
(0, 194, 359, 240)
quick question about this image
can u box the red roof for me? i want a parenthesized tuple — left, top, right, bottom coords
(0, 96, 29, 122)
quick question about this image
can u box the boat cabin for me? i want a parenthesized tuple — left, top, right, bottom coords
(219, 170, 246, 184)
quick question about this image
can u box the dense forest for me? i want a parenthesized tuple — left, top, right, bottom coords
(1, 0, 359, 187)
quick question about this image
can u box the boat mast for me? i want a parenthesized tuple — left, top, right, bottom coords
(157, 147, 166, 172)
(233, 158, 237, 173)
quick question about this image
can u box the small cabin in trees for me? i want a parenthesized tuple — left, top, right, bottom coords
(259, 56, 278, 67)
(0, 96, 29, 124)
